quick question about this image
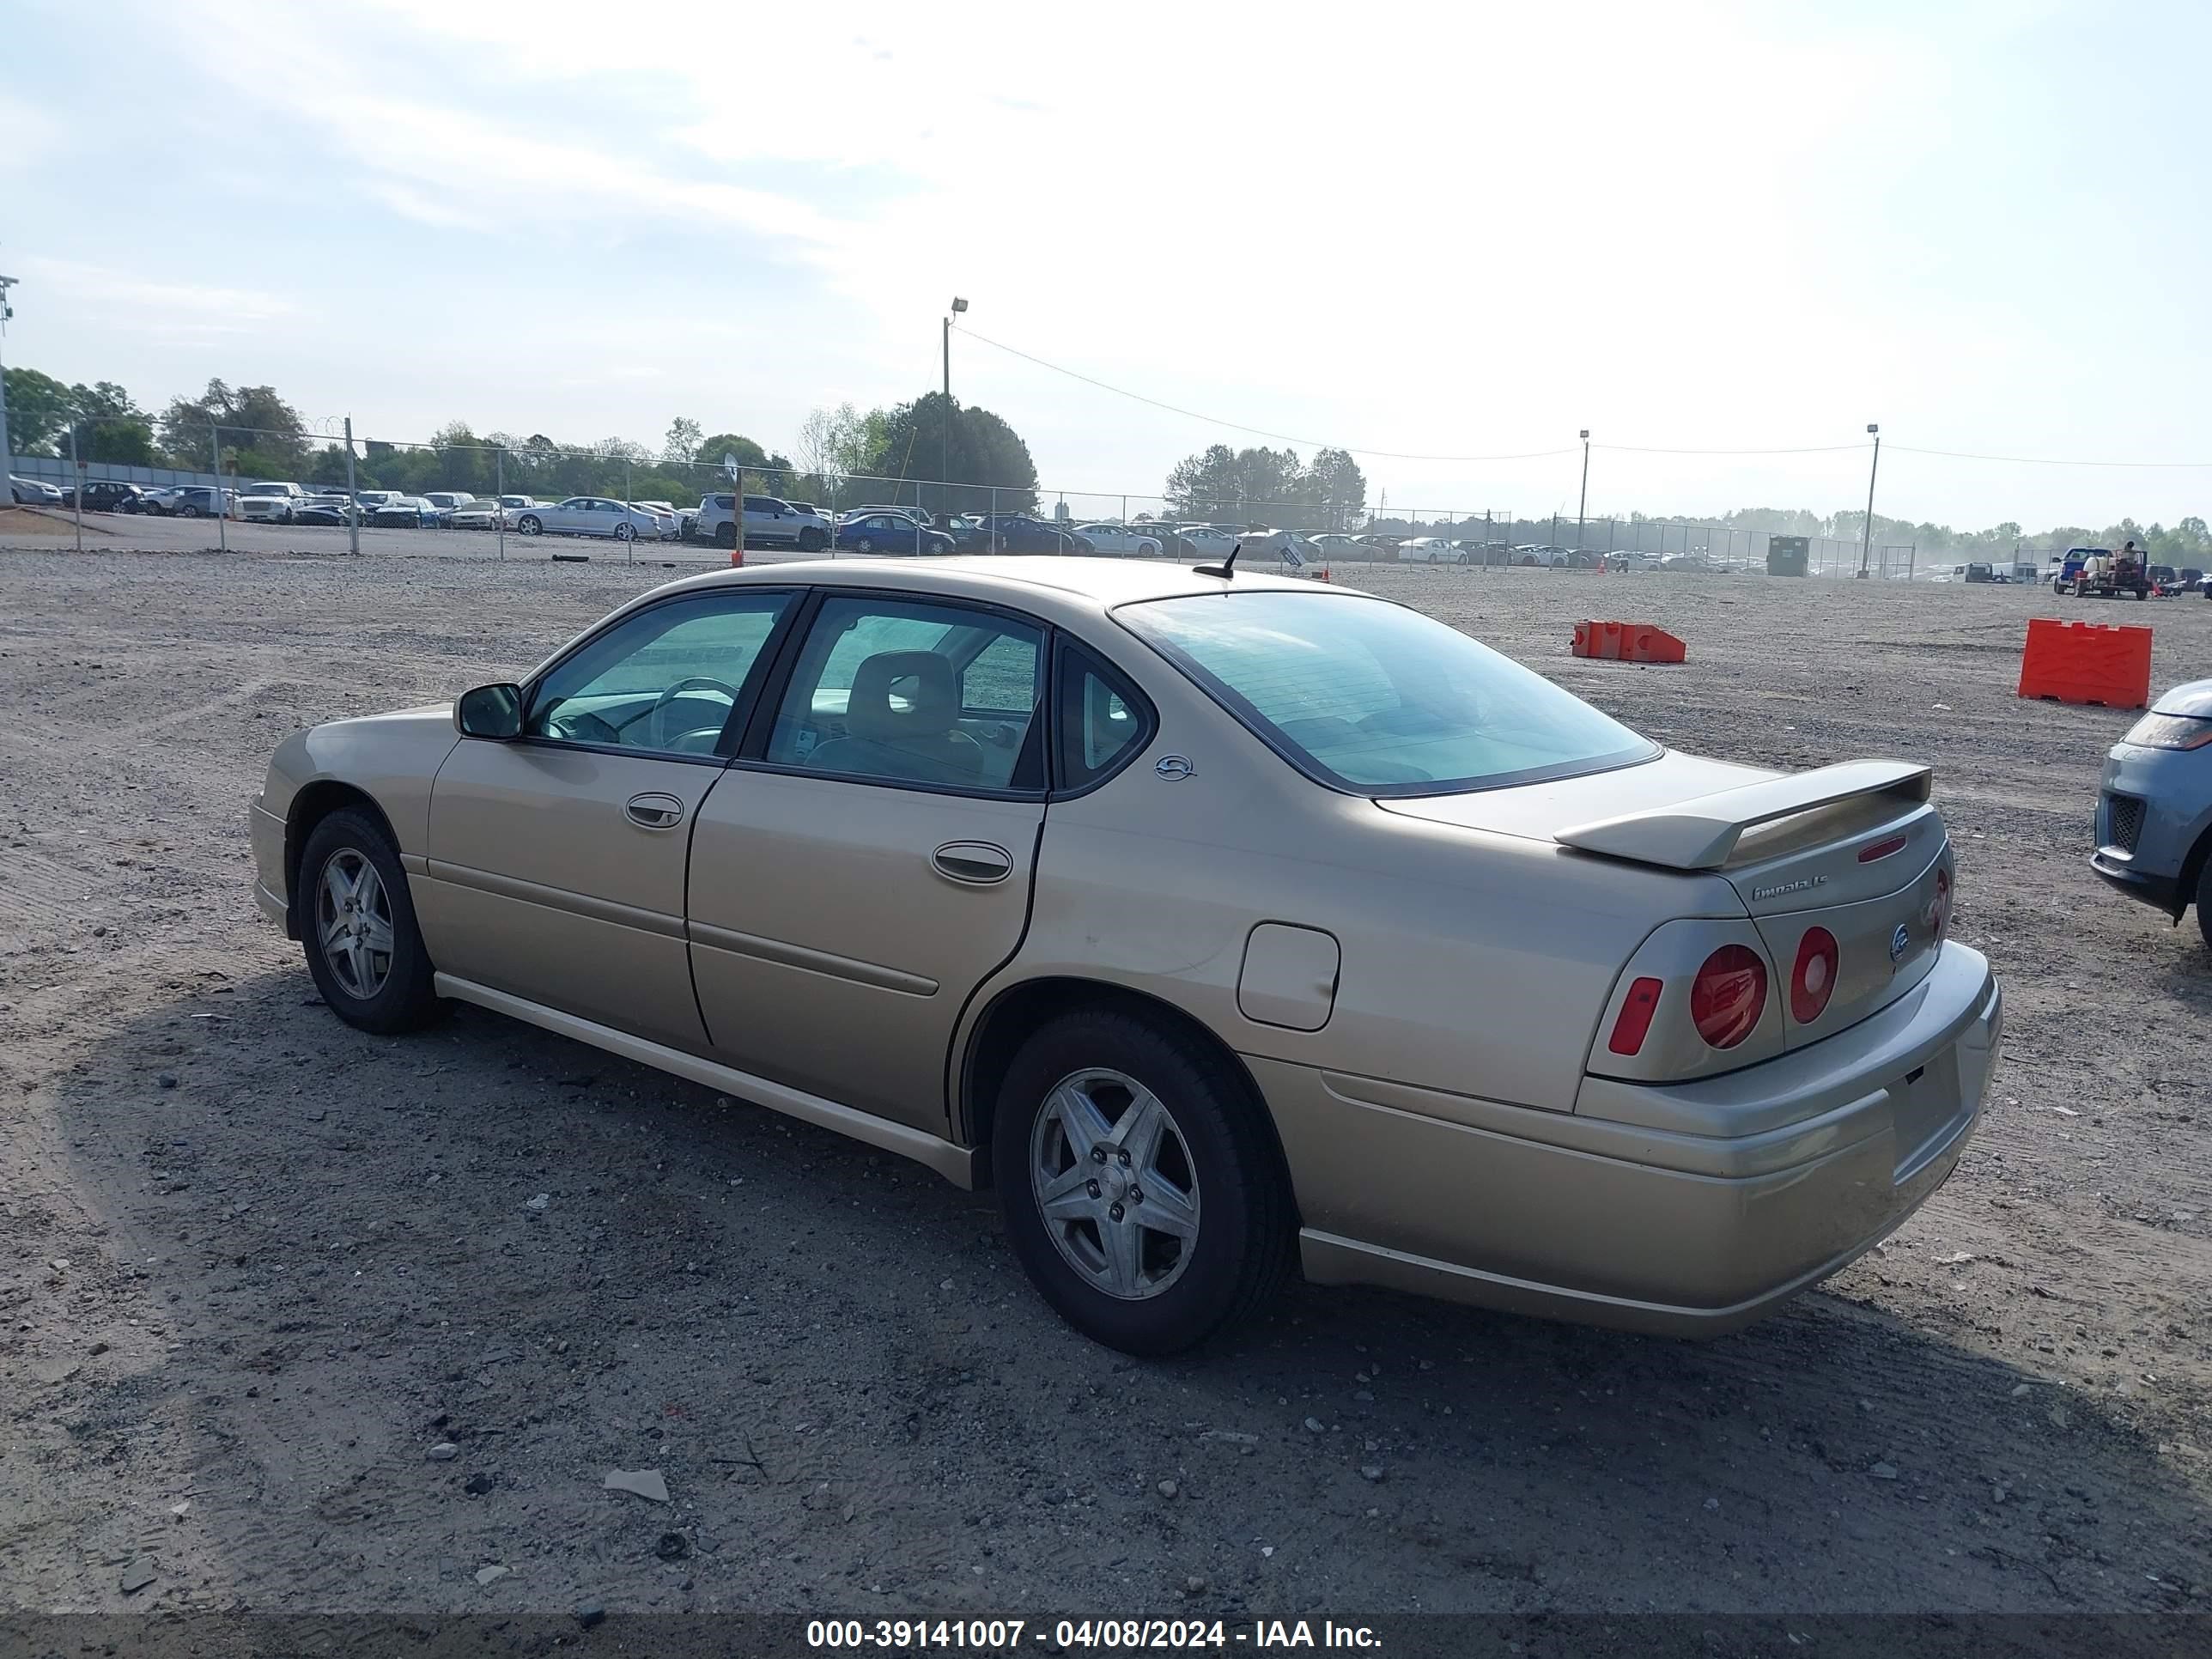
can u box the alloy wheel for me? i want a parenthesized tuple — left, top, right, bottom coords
(1030, 1067, 1201, 1301)
(316, 850, 395, 1000)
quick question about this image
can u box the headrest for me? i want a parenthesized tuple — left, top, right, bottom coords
(845, 651, 958, 740)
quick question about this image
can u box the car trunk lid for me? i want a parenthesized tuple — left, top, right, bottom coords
(1380, 755, 1954, 1048)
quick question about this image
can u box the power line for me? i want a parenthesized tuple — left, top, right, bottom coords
(958, 327, 1580, 464)
(1595, 441, 1869, 456)
(1887, 443, 2212, 469)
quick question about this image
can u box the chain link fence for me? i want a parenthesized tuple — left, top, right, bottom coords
(9, 417, 1920, 578)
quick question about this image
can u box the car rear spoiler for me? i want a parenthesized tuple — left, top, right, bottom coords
(1555, 760, 1932, 871)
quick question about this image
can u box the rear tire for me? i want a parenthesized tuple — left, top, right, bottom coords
(994, 1007, 1292, 1356)
(799, 526, 829, 553)
(298, 808, 445, 1035)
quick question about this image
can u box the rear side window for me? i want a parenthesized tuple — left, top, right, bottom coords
(1054, 645, 1153, 791)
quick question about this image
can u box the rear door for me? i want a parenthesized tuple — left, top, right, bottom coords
(687, 590, 1048, 1132)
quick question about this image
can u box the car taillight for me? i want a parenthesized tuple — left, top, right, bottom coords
(1690, 945, 1767, 1049)
(1928, 866, 1952, 941)
(1789, 927, 1840, 1024)
(1607, 976, 1665, 1055)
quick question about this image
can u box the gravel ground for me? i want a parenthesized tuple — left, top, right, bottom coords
(2, 546, 2207, 1622)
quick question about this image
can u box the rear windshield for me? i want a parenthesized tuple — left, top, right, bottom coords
(1120, 590, 1656, 796)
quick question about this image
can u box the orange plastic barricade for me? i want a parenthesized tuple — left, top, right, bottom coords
(1573, 621, 1686, 664)
(2016, 618, 2151, 709)
(728, 545, 745, 568)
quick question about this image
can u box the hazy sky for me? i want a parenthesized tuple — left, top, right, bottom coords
(4, 0, 2209, 530)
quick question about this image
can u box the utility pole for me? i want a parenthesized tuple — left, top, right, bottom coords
(69, 421, 82, 551)
(344, 416, 361, 556)
(496, 446, 505, 562)
(1856, 423, 1881, 579)
(0, 274, 16, 486)
(943, 297, 968, 521)
(1577, 429, 1590, 553)
(210, 422, 227, 552)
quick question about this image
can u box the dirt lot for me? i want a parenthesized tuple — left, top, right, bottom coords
(2, 546, 2208, 1623)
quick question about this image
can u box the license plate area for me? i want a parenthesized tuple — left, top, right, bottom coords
(1891, 1048, 1963, 1181)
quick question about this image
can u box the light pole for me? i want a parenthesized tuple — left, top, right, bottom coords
(942, 296, 968, 520)
(1856, 423, 1881, 579)
(0, 274, 17, 486)
(1577, 428, 1589, 551)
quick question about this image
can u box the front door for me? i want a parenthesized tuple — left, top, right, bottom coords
(418, 587, 796, 1049)
(688, 592, 1048, 1132)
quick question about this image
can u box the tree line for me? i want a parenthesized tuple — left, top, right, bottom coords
(1, 366, 1042, 514)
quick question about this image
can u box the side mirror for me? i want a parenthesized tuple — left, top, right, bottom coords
(455, 682, 524, 739)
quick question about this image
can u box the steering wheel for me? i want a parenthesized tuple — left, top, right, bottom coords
(545, 708, 620, 744)
(649, 676, 740, 750)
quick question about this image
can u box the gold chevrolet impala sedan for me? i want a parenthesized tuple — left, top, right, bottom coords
(251, 557, 2002, 1354)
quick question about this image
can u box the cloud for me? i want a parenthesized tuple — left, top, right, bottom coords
(18, 256, 307, 335)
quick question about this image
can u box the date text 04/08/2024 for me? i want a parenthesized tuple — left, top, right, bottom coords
(804, 1619, 1382, 1650)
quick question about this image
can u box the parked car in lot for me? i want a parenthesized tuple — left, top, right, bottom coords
(9, 476, 64, 506)
(849, 503, 937, 526)
(296, 500, 361, 527)
(240, 482, 311, 523)
(251, 556, 2001, 1355)
(60, 481, 147, 513)
(695, 494, 832, 552)
(1073, 523, 1164, 558)
(835, 512, 957, 555)
(173, 486, 240, 519)
(446, 500, 507, 531)
(513, 496, 675, 543)
(2091, 678, 2212, 951)
(1402, 537, 1466, 564)
(371, 496, 432, 528)
(1307, 534, 1365, 562)
(953, 515, 1095, 556)
(1176, 526, 1246, 557)
(419, 492, 478, 526)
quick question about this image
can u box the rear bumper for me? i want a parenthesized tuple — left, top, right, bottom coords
(1261, 942, 2002, 1335)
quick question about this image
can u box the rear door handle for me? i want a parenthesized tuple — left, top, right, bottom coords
(625, 792, 686, 830)
(931, 841, 1012, 884)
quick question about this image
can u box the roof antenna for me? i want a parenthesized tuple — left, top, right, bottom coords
(1196, 540, 1240, 580)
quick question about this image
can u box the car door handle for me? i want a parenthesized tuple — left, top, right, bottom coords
(931, 841, 1013, 884)
(625, 792, 686, 830)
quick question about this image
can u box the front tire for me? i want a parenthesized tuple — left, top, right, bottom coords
(517, 515, 542, 536)
(714, 522, 738, 550)
(2197, 858, 2211, 953)
(298, 808, 444, 1034)
(994, 1008, 1292, 1356)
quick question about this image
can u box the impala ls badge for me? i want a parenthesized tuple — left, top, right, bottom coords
(1156, 755, 1194, 781)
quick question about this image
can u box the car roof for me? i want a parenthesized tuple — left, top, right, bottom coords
(653, 555, 1356, 619)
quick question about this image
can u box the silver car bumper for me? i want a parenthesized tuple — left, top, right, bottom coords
(2089, 741, 2209, 917)
(1259, 942, 2002, 1335)
(250, 799, 291, 932)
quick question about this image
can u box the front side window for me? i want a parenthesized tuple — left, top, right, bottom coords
(766, 596, 1043, 791)
(1121, 591, 1656, 796)
(526, 592, 792, 756)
